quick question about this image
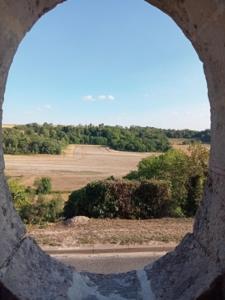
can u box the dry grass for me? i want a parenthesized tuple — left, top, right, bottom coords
(28, 218, 193, 248)
(2, 124, 16, 128)
(5, 145, 155, 192)
(169, 138, 210, 153)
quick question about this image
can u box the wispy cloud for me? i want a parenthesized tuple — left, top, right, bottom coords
(98, 95, 115, 101)
(83, 95, 95, 102)
(83, 95, 115, 102)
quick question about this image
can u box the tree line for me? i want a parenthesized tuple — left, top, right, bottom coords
(3, 123, 170, 154)
(3, 123, 210, 155)
(164, 129, 210, 143)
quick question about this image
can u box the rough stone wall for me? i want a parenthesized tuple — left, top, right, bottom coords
(1, 0, 225, 299)
(0, 281, 19, 300)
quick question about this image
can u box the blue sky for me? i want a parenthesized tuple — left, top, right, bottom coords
(3, 0, 210, 130)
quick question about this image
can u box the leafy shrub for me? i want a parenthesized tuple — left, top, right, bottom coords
(34, 177, 52, 194)
(133, 180, 171, 218)
(8, 178, 63, 224)
(64, 179, 172, 219)
(20, 194, 64, 224)
(8, 179, 31, 210)
(125, 145, 209, 217)
(125, 150, 189, 213)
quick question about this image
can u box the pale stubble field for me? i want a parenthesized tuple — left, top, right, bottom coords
(4, 144, 156, 192)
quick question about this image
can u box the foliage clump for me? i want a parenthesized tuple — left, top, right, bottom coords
(125, 144, 209, 217)
(64, 179, 171, 219)
(34, 177, 52, 194)
(20, 194, 63, 224)
(8, 177, 63, 224)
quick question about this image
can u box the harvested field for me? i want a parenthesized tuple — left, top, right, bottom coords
(2, 124, 16, 128)
(28, 218, 193, 249)
(4, 141, 209, 192)
(4, 145, 156, 192)
(169, 138, 210, 153)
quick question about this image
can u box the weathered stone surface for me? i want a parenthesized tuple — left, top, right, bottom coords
(0, 281, 19, 300)
(68, 271, 145, 300)
(0, 171, 25, 269)
(1, 0, 225, 299)
(146, 234, 219, 299)
(2, 237, 74, 300)
(196, 273, 225, 300)
(1, 236, 154, 300)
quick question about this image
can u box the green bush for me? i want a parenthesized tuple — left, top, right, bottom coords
(20, 194, 64, 224)
(125, 145, 209, 217)
(64, 179, 172, 219)
(8, 178, 63, 224)
(133, 180, 171, 218)
(8, 179, 31, 210)
(35, 177, 52, 194)
(135, 150, 189, 208)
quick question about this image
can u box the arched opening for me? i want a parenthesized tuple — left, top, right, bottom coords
(0, 1, 225, 299)
(2, 0, 209, 275)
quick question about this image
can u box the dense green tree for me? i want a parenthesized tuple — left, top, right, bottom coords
(8, 179, 30, 210)
(125, 145, 209, 217)
(135, 150, 189, 211)
(34, 177, 52, 194)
